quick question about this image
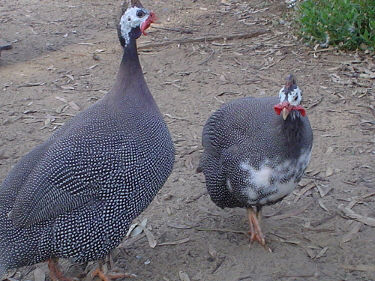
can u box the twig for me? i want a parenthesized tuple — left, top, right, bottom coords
(152, 26, 195, 34)
(211, 257, 226, 274)
(237, 275, 253, 281)
(310, 214, 336, 227)
(186, 190, 207, 203)
(306, 97, 324, 109)
(198, 49, 215, 65)
(278, 274, 317, 278)
(195, 227, 247, 235)
(341, 221, 362, 244)
(303, 174, 329, 182)
(267, 200, 314, 220)
(341, 264, 375, 272)
(18, 82, 46, 88)
(139, 30, 268, 50)
(308, 47, 336, 54)
(158, 238, 190, 246)
(164, 113, 190, 122)
(338, 204, 375, 227)
(294, 183, 316, 202)
(347, 192, 375, 209)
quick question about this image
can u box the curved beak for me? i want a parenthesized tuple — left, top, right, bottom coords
(281, 107, 289, 120)
(140, 12, 156, 35)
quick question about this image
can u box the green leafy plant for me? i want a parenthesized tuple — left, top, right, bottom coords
(297, 0, 375, 51)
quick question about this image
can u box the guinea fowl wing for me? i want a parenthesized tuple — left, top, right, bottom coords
(8, 113, 142, 228)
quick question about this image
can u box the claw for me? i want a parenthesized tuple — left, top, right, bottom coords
(92, 264, 136, 281)
(246, 208, 271, 252)
(48, 258, 73, 281)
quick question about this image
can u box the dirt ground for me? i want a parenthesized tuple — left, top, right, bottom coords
(1, 0, 375, 280)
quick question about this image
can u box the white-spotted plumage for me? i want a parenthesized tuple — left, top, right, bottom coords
(0, 1, 174, 277)
(198, 75, 313, 212)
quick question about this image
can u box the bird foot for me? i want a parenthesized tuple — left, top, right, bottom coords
(247, 208, 272, 252)
(92, 268, 136, 281)
(48, 259, 73, 281)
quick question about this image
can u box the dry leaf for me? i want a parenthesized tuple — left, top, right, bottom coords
(208, 243, 218, 258)
(305, 247, 315, 259)
(143, 227, 157, 248)
(33, 268, 46, 281)
(326, 146, 334, 154)
(158, 238, 190, 246)
(342, 264, 375, 272)
(126, 218, 148, 237)
(316, 183, 332, 197)
(65, 74, 74, 81)
(325, 167, 334, 177)
(315, 247, 328, 259)
(68, 101, 80, 111)
(341, 221, 362, 244)
(294, 182, 315, 202)
(55, 96, 68, 103)
(219, 74, 227, 82)
(179, 271, 191, 281)
(318, 199, 330, 212)
(60, 85, 75, 90)
(338, 205, 375, 227)
(56, 104, 68, 114)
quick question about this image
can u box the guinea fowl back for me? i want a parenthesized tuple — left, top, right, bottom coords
(202, 97, 312, 163)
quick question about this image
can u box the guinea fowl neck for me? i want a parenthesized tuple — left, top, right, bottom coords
(282, 114, 305, 149)
(109, 38, 152, 105)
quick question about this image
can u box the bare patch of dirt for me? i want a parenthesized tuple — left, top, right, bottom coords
(1, 0, 374, 280)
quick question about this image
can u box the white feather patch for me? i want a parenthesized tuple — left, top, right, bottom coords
(239, 149, 311, 204)
(120, 7, 148, 45)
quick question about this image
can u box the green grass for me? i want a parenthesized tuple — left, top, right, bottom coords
(297, 0, 375, 51)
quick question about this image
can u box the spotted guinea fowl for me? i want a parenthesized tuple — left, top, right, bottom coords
(0, 1, 174, 280)
(198, 74, 313, 247)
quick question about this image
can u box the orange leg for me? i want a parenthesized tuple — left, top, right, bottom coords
(92, 261, 136, 281)
(246, 207, 266, 246)
(48, 258, 73, 281)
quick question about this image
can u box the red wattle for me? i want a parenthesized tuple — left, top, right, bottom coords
(295, 106, 306, 116)
(273, 104, 283, 115)
(273, 102, 307, 117)
(140, 12, 156, 35)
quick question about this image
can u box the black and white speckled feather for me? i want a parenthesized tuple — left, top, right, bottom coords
(198, 78, 313, 210)
(0, 2, 174, 275)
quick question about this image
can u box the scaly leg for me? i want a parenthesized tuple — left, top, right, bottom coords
(92, 260, 136, 281)
(48, 258, 73, 281)
(246, 207, 265, 246)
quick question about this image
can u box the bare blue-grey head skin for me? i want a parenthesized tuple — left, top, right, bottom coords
(0, 0, 174, 277)
(197, 74, 313, 244)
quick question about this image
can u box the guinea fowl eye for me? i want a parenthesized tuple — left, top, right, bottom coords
(137, 10, 145, 17)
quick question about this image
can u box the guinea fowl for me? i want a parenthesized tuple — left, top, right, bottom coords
(198, 74, 313, 247)
(0, 1, 174, 280)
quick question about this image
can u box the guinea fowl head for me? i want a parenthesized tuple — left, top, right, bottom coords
(274, 74, 306, 120)
(117, 0, 156, 47)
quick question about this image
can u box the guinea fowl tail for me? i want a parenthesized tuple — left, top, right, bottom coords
(0, 239, 9, 279)
(0, 264, 6, 280)
(0, 205, 52, 274)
